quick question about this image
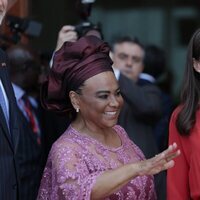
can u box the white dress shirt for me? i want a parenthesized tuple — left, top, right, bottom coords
(112, 67, 120, 80)
(0, 79, 9, 117)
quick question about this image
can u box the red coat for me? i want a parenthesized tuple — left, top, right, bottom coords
(167, 107, 200, 200)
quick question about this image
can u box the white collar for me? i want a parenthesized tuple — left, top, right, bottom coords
(139, 73, 156, 83)
(112, 67, 120, 80)
(12, 83, 25, 101)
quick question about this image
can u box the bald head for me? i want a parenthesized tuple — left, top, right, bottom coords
(7, 44, 36, 72)
(7, 44, 41, 94)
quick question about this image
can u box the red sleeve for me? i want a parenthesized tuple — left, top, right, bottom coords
(167, 109, 190, 200)
(189, 139, 200, 199)
(188, 110, 200, 199)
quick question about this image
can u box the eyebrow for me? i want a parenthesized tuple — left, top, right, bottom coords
(118, 53, 142, 59)
(95, 87, 120, 95)
(118, 53, 128, 57)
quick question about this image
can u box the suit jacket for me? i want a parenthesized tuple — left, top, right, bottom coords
(118, 74, 167, 200)
(41, 110, 70, 158)
(16, 103, 45, 200)
(0, 49, 20, 200)
(118, 74, 161, 159)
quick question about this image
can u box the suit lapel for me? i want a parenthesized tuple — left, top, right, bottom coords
(118, 73, 128, 90)
(0, 108, 14, 149)
(9, 100, 20, 152)
(0, 63, 20, 152)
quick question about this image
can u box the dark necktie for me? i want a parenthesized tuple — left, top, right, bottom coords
(22, 95, 41, 145)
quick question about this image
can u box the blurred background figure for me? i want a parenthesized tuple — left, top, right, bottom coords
(7, 44, 45, 200)
(7, 44, 41, 98)
(110, 36, 161, 159)
(54, 24, 103, 52)
(143, 44, 174, 152)
(110, 36, 167, 200)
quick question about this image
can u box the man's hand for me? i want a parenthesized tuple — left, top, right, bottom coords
(55, 25, 78, 51)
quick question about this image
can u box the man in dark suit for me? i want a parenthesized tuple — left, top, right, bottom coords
(110, 36, 161, 159)
(7, 44, 46, 200)
(117, 74, 161, 158)
(110, 36, 166, 200)
(0, 1, 20, 199)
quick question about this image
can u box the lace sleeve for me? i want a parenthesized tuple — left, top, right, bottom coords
(38, 138, 103, 200)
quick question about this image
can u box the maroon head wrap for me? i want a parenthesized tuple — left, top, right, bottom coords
(41, 35, 113, 113)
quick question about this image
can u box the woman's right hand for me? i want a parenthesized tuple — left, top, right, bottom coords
(136, 143, 180, 176)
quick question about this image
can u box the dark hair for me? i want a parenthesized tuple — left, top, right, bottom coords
(176, 28, 200, 135)
(111, 36, 144, 52)
(143, 45, 166, 79)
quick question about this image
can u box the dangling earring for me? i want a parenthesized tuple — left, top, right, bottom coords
(76, 108, 79, 113)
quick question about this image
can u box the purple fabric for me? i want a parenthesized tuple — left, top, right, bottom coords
(37, 125, 156, 200)
(41, 36, 113, 114)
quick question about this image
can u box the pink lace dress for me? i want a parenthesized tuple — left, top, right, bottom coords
(37, 125, 156, 200)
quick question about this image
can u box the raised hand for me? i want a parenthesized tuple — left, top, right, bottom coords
(137, 143, 180, 176)
(55, 25, 78, 51)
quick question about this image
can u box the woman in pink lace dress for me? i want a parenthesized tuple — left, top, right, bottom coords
(38, 36, 180, 200)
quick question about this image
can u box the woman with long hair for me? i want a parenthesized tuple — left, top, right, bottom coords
(167, 28, 200, 200)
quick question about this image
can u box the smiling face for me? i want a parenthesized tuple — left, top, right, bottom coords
(74, 71, 123, 129)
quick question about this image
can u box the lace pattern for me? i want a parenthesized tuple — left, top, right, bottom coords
(37, 125, 156, 200)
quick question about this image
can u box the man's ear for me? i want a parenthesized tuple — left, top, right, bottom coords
(69, 91, 80, 110)
(193, 58, 200, 73)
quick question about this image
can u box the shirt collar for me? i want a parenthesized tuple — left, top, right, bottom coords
(112, 66, 120, 80)
(12, 83, 38, 108)
(139, 73, 156, 83)
(12, 83, 25, 101)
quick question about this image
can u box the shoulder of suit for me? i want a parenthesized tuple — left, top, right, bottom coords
(0, 48, 8, 67)
(0, 48, 7, 57)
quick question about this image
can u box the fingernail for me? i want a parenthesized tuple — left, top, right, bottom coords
(173, 142, 177, 147)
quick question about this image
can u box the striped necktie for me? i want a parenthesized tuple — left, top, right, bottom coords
(22, 95, 41, 145)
